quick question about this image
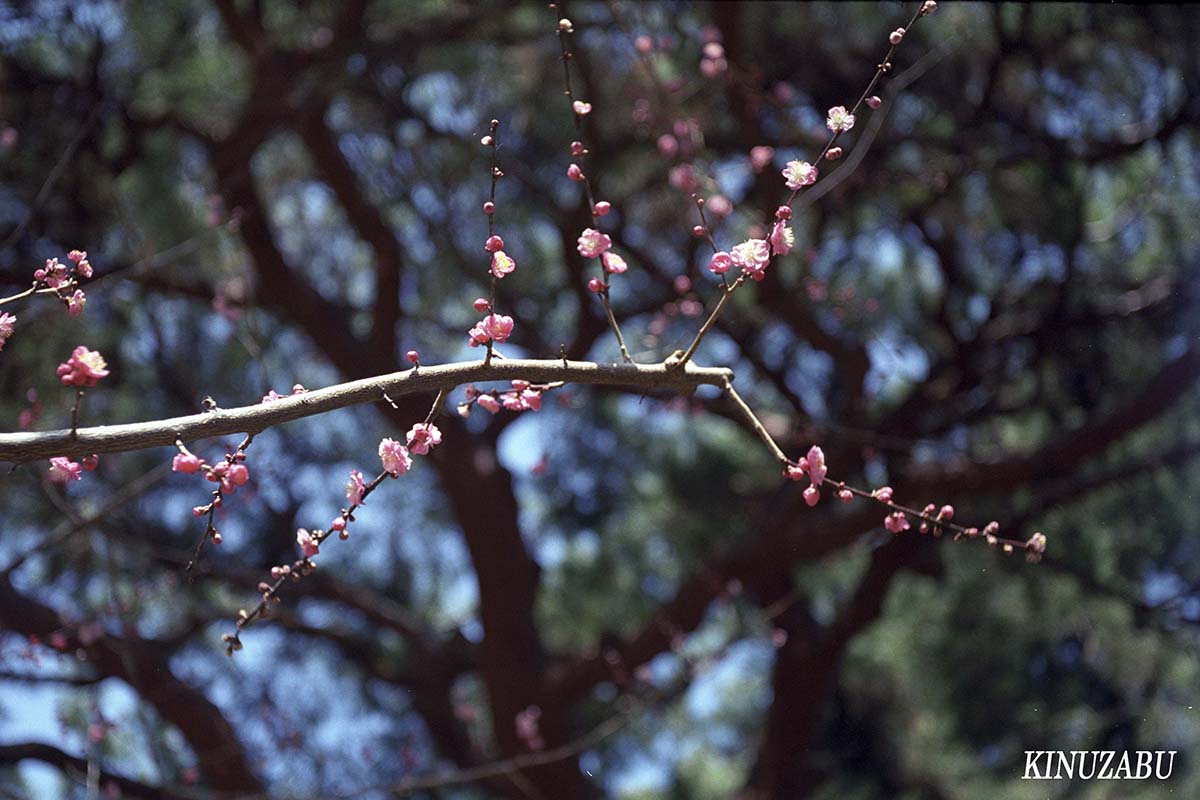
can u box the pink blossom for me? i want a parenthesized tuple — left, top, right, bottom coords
(785, 464, 806, 481)
(378, 438, 412, 477)
(826, 106, 855, 133)
(593, 201, 611, 217)
(172, 448, 203, 473)
(484, 235, 504, 252)
(521, 389, 543, 410)
(657, 134, 678, 157)
(37, 258, 69, 288)
(577, 228, 612, 259)
(468, 314, 515, 346)
(873, 486, 894, 503)
(490, 250, 516, 279)
(601, 251, 627, 274)
(66, 290, 86, 316)
(0, 312, 15, 350)
(730, 239, 770, 281)
(227, 463, 250, 487)
(708, 251, 733, 275)
(345, 469, 367, 506)
(56, 346, 109, 387)
(296, 528, 320, 558)
(68, 250, 87, 264)
(782, 160, 817, 190)
(75, 259, 93, 278)
(48, 457, 82, 483)
(805, 445, 827, 485)
(572, 100, 592, 116)
(261, 390, 284, 403)
(884, 512, 910, 533)
(473, 297, 491, 312)
(770, 222, 793, 256)
(749, 146, 775, 173)
(476, 394, 501, 414)
(1027, 532, 1047, 554)
(406, 423, 443, 455)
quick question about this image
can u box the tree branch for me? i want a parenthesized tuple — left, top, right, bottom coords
(0, 359, 732, 463)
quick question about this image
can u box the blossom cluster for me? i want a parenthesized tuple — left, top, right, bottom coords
(2, 250, 95, 350)
(173, 443, 252, 528)
(787, 444, 1046, 559)
(458, 380, 547, 416)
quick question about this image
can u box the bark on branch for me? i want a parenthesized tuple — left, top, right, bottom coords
(0, 359, 733, 463)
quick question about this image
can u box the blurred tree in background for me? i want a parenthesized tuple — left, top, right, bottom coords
(0, 1, 1198, 798)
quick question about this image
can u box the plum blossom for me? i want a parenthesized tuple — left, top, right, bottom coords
(406, 423, 442, 455)
(48, 457, 82, 483)
(601, 251, 627, 274)
(805, 446, 827, 485)
(577, 228, 612, 259)
(731, 239, 770, 281)
(770, 221, 794, 256)
(468, 314, 514, 346)
(708, 251, 733, 275)
(0, 312, 15, 350)
(490, 250, 516, 279)
(345, 469, 367, 506)
(66, 290, 87, 316)
(884, 512, 910, 533)
(826, 106, 855, 132)
(378, 438, 412, 477)
(296, 528, 320, 558)
(56, 346, 109, 387)
(782, 160, 818, 190)
(476, 394, 501, 414)
(172, 446, 204, 474)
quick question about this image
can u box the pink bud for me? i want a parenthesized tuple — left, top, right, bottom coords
(587, 278, 605, 293)
(866, 96, 881, 109)
(593, 201, 611, 216)
(838, 489, 852, 504)
(635, 35, 653, 54)
(571, 140, 585, 156)
(826, 146, 843, 160)
(331, 517, 346, 531)
(775, 205, 791, 220)
(473, 297, 491, 312)
(803, 485, 820, 507)
(567, 163, 585, 182)
(485, 235, 504, 252)
(82, 454, 99, 471)
(406, 350, 420, 364)
(889, 28, 905, 45)
(483, 201, 495, 215)
(692, 225, 707, 238)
